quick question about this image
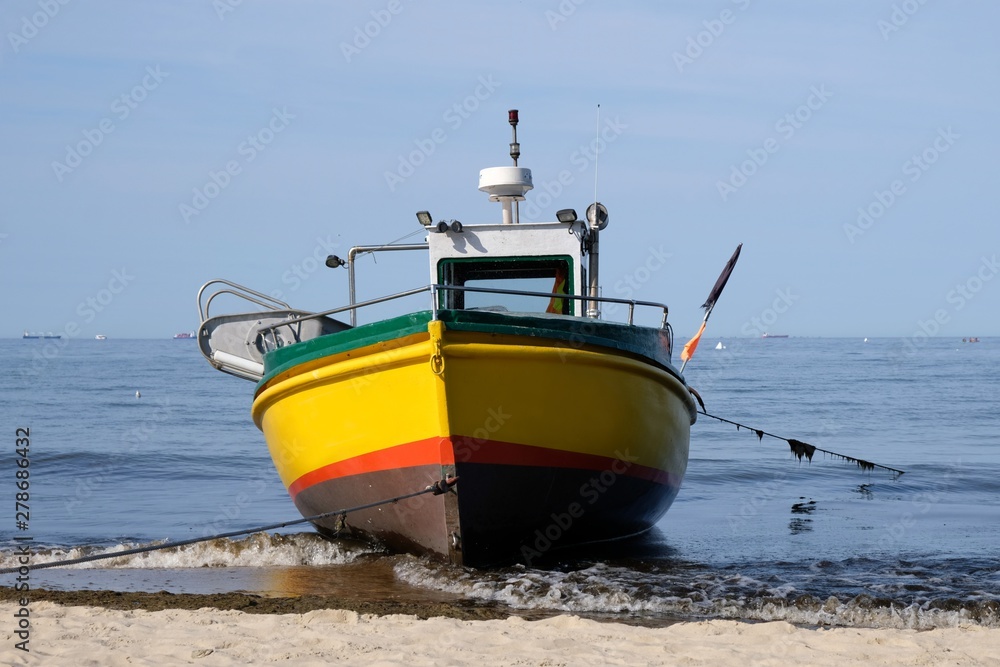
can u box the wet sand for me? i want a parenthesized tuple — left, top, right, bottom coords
(0, 585, 517, 621)
(4, 587, 1000, 666)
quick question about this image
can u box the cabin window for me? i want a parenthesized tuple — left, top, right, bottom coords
(438, 256, 573, 315)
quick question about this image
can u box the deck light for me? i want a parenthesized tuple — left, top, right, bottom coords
(416, 211, 433, 227)
(556, 209, 578, 223)
(325, 255, 346, 268)
(436, 221, 450, 233)
(450, 221, 463, 233)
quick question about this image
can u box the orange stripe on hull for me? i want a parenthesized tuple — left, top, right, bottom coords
(288, 436, 678, 499)
(288, 437, 455, 498)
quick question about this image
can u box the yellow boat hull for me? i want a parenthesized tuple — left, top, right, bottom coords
(252, 312, 696, 566)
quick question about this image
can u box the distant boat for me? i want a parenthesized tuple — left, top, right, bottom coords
(714, 341, 725, 350)
(95, 334, 107, 340)
(23, 330, 61, 340)
(173, 332, 195, 339)
(864, 337, 868, 343)
(761, 333, 788, 339)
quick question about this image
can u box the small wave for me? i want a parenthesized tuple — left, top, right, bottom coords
(1, 532, 372, 570)
(394, 559, 1000, 629)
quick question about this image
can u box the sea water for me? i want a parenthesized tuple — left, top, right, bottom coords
(1, 336, 998, 628)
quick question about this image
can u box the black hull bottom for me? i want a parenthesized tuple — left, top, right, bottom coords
(294, 463, 681, 568)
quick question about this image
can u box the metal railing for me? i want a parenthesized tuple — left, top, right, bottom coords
(250, 282, 670, 343)
(197, 278, 291, 321)
(429, 284, 669, 328)
(198, 278, 675, 358)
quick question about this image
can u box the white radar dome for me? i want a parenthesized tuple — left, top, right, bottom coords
(478, 167, 533, 198)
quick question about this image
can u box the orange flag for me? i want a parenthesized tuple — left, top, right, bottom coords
(681, 322, 707, 363)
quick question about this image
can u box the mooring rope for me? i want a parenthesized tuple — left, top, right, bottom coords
(698, 411, 905, 478)
(0, 477, 458, 574)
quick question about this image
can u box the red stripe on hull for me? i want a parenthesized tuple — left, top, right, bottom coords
(452, 436, 678, 487)
(288, 436, 679, 499)
(288, 437, 454, 498)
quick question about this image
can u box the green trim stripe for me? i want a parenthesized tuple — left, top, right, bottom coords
(259, 310, 679, 389)
(258, 312, 433, 388)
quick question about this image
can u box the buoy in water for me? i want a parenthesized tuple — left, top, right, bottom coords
(135, 391, 141, 399)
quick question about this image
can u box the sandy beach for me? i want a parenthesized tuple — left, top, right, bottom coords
(2, 593, 998, 666)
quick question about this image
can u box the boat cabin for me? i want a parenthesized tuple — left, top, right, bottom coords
(428, 220, 587, 317)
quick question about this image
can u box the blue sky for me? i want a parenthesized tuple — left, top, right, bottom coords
(2, 1, 997, 341)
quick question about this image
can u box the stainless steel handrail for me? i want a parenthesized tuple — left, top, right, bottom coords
(430, 284, 669, 328)
(257, 286, 433, 337)
(253, 283, 669, 342)
(346, 243, 429, 326)
(197, 278, 291, 321)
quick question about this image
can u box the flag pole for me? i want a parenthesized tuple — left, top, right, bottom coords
(679, 243, 742, 374)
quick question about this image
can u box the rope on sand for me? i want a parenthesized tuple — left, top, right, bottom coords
(0, 477, 458, 574)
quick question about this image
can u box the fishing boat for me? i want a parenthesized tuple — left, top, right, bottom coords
(761, 333, 788, 338)
(173, 332, 195, 339)
(95, 334, 108, 340)
(196, 111, 703, 567)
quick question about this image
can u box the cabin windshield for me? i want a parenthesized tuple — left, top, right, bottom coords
(438, 256, 573, 315)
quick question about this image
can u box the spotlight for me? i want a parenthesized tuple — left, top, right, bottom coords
(325, 255, 345, 268)
(436, 221, 449, 233)
(450, 220, 463, 233)
(416, 211, 433, 227)
(556, 209, 578, 223)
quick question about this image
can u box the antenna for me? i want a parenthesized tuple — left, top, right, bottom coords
(587, 104, 602, 319)
(593, 104, 600, 209)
